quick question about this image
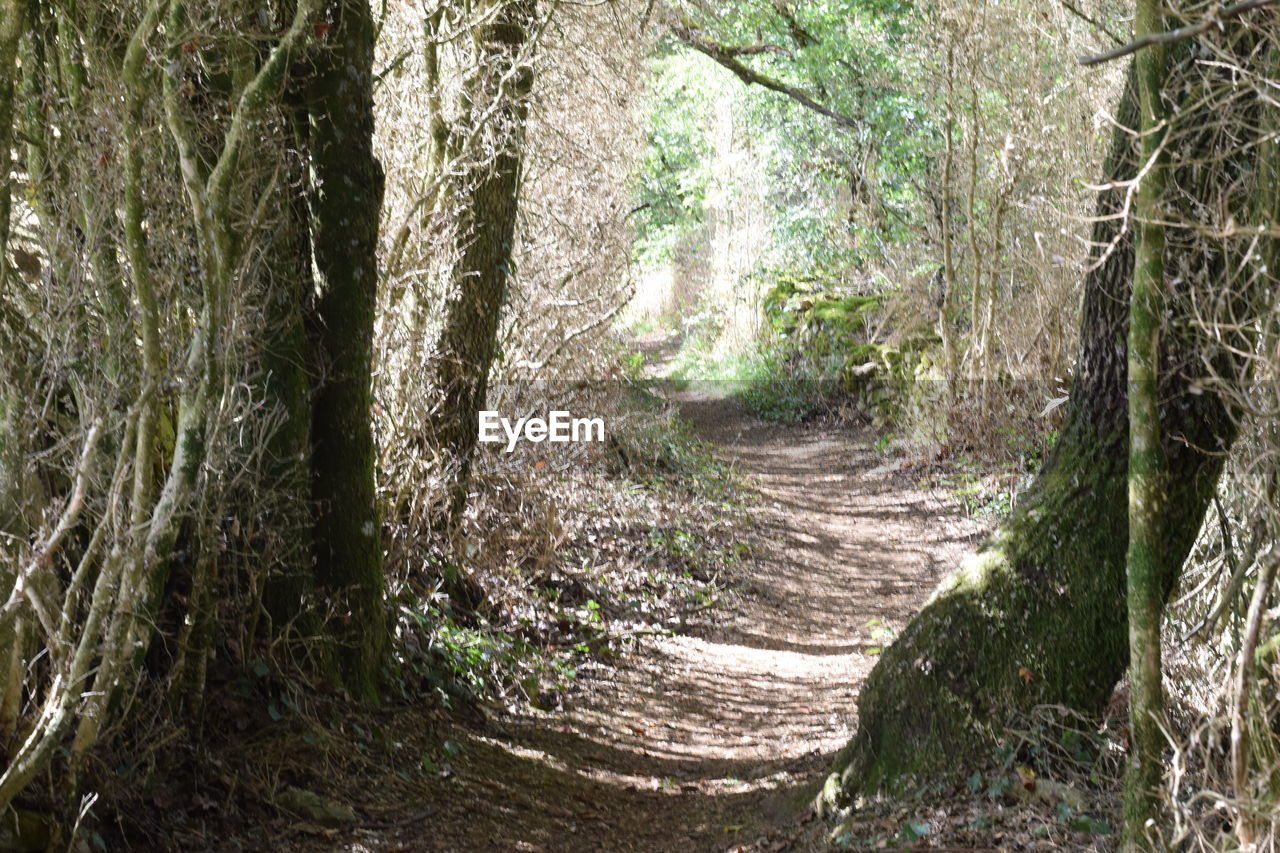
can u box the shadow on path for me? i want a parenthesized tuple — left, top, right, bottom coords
(363, 385, 979, 852)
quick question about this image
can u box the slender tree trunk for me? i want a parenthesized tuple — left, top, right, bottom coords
(307, 0, 387, 699)
(0, 0, 33, 749)
(1232, 67, 1280, 847)
(937, 44, 958, 409)
(824, 63, 1244, 799)
(0, 0, 27, 537)
(964, 84, 985, 385)
(1122, 1, 1171, 845)
(1231, 548, 1278, 852)
(0, 0, 22, 287)
(428, 0, 536, 525)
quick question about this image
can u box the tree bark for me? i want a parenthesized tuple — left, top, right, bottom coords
(0, 0, 27, 537)
(260, 105, 319, 633)
(307, 0, 387, 699)
(1122, 0, 1172, 843)
(824, 63, 1243, 799)
(428, 0, 536, 525)
(0, 0, 22, 289)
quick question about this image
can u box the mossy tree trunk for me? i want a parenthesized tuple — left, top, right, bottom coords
(306, 0, 387, 699)
(826, 63, 1246, 799)
(259, 104, 319, 634)
(1123, 2, 1172, 845)
(428, 0, 536, 526)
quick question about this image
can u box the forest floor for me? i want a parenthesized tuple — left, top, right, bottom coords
(141, 346, 1132, 852)
(281, 373, 984, 852)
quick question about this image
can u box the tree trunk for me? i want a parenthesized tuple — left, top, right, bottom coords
(307, 0, 387, 699)
(260, 105, 319, 633)
(428, 0, 536, 526)
(824, 63, 1243, 799)
(0, 0, 27, 537)
(0, 0, 22, 288)
(1122, 0, 1172, 843)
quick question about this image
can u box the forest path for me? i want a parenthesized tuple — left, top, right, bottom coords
(378, 379, 979, 851)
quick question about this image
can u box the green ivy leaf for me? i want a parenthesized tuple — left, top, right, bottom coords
(1068, 816, 1112, 835)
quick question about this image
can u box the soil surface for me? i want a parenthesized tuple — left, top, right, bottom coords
(326, 388, 980, 852)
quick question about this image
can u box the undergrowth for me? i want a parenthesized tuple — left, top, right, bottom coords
(815, 705, 1124, 852)
(388, 380, 752, 713)
(100, 376, 754, 850)
(666, 271, 1066, 477)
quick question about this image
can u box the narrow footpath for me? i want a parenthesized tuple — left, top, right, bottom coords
(358, 389, 979, 851)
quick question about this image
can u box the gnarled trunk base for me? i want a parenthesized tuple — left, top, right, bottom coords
(825, 60, 1247, 799)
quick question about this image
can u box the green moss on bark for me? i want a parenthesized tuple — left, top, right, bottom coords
(1123, 1, 1172, 840)
(307, 0, 387, 699)
(827, 63, 1242, 800)
(260, 106, 319, 633)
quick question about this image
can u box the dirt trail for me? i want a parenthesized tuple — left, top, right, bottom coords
(393, 390, 980, 851)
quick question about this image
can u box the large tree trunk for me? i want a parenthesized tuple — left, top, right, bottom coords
(825, 60, 1248, 799)
(260, 104, 319, 633)
(428, 0, 536, 525)
(307, 0, 387, 699)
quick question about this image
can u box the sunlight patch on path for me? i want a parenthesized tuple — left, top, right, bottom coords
(417, 393, 982, 852)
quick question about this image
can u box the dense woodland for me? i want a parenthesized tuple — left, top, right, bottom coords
(1, 0, 1279, 850)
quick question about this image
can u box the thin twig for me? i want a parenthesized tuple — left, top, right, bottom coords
(1079, 0, 1277, 66)
(1230, 546, 1278, 849)
(1059, 0, 1126, 46)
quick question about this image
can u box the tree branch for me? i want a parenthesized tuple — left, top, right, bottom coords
(721, 42, 793, 59)
(670, 21, 859, 131)
(1079, 0, 1276, 66)
(1058, 0, 1125, 47)
(771, 0, 817, 48)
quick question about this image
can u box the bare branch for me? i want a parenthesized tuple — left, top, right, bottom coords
(1079, 0, 1276, 67)
(1058, 0, 1125, 46)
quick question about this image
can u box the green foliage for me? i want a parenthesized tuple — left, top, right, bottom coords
(1068, 814, 1112, 835)
(631, 51, 719, 267)
(608, 393, 739, 498)
(661, 274, 906, 424)
(738, 369, 827, 423)
(631, 0, 931, 273)
(763, 277, 884, 340)
(745, 279, 902, 422)
(626, 0, 951, 445)
(395, 601, 539, 702)
(898, 819, 931, 842)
